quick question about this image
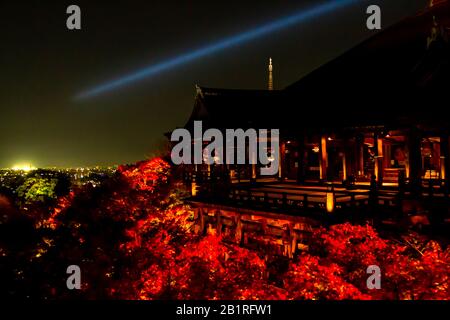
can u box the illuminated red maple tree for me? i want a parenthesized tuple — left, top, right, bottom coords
(114, 159, 450, 300)
(307, 223, 450, 299)
(22, 157, 449, 300)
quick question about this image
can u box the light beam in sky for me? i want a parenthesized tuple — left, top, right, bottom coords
(75, 0, 363, 100)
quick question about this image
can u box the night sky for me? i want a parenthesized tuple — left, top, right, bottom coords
(0, 0, 427, 168)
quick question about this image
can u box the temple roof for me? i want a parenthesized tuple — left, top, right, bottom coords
(185, 2, 450, 134)
(184, 86, 286, 130)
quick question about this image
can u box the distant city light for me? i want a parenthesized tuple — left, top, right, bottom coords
(12, 164, 36, 172)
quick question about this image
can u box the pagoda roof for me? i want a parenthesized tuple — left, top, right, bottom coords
(184, 86, 288, 130)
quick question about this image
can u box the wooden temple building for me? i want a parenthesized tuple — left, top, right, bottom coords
(169, 1, 450, 254)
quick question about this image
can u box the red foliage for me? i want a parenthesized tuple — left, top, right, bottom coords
(114, 160, 450, 300)
(311, 223, 389, 267)
(40, 157, 450, 301)
(126, 231, 281, 300)
(173, 235, 268, 300)
(380, 239, 450, 300)
(283, 255, 370, 300)
(40, 191, 75, 229)
(118, 158, 170, 192)
(308, 223, 450, 300)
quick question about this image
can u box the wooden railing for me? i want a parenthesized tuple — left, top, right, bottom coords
(185, 170, 450, 216)
(223, 185, 377, 215)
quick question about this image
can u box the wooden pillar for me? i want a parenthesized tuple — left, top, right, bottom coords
(216, 211, 223, 236)
(235, 218, 243, 245)
(289, 223, 298, 257)
(374, 133, 384, 185)
(297, 135, 306, 184)
(405, 134, 410, 179)
(279, 141, 285, 181)
(342, 138, 354, 182)
(408, 127, 422, 196)
(347, 138, 357, 180)
(251, 164, 257, 181)
(342, 152, 347, 182)
(199, 208, 206, 235)
(440, 134, 449, 185)
(357, 135, 365, 177)
(194, 208, 201, 234)
(319, 135, 328, 182)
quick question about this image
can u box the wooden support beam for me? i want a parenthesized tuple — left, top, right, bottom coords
(440, 134, 449, 183)
(342, 152, 347, 182)
(235, 218, 243, 245)
(251, 163, 257, 181)
(358, 135, 365, 177)
(279, 141, 285, 180)
(319, 135, 328, 182)
(374, 133, 384, 185)
(216, 210, 223, 236)
(297, 135, 306, 184)
(199, 208, 206, 235)
(408, 127, 422, 196)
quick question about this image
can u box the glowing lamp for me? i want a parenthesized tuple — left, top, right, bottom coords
(326, 184, 335, 213)
(191, 182, 198, 197)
